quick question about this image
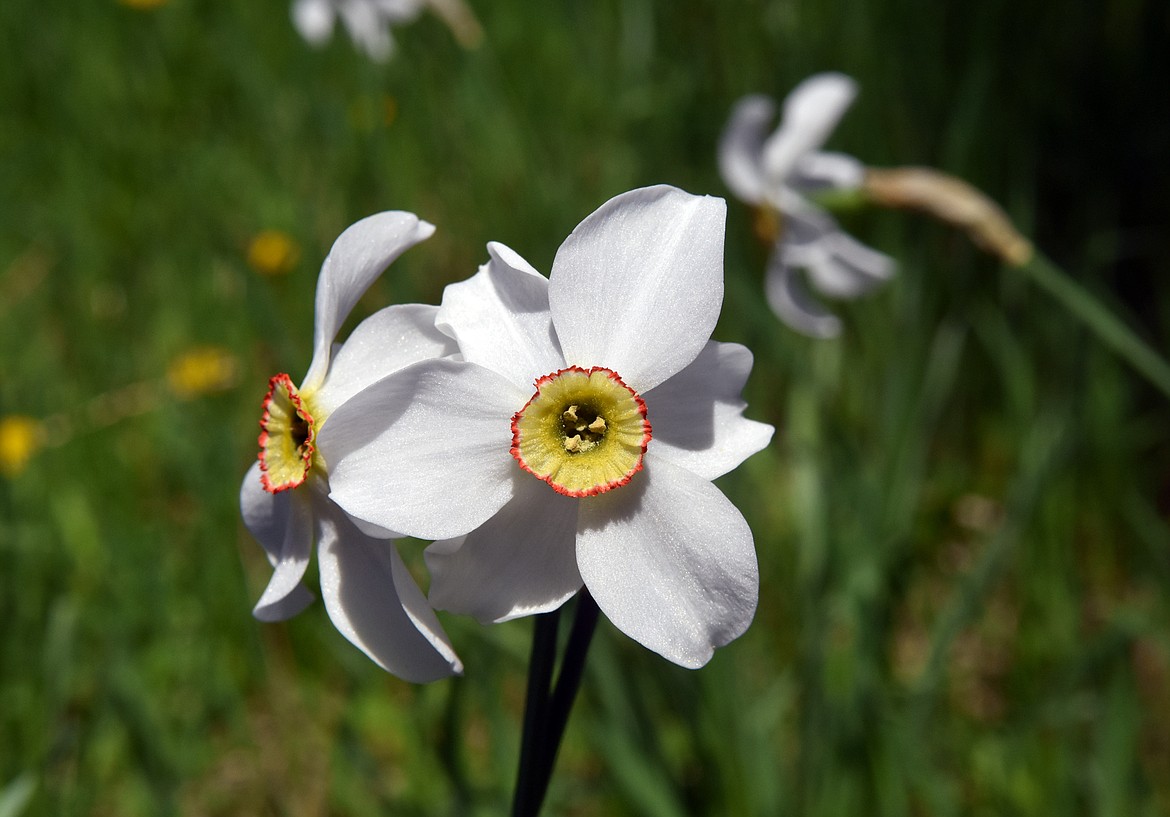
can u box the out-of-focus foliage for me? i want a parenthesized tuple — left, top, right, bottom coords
(1, 0, 1168, 815)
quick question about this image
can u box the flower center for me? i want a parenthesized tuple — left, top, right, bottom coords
(257, 373, 318, 493)
(510, 366, 651, 497)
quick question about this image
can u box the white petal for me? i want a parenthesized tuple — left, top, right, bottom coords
(292, 0, 336, 45)
(575, 456, 758, 668)
(338, 0, 396, 60)
(372, 0, 425, 22)
(240, 460, 289, 555)
(783, 209, 895, 298)
(315, 303, 457, 416)
(717, 95, 775, 205)
(643, 341, 774, 479)
(435, 242, 564, 392)
(425, 475, 582, 623)
(320, 359, 524, 540)
(317, 505, 462, 681)
(250, 486, 316, 622)
(761, 72, 857, 183)
(764, 245, 843, 339)
(549, 185, 726, 392)
(790, 150, 865, 192)
(303, 212, 435, 391)
(805, 232, 896, 298)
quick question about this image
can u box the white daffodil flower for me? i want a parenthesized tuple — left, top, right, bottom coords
(719, 72, 895, 338)
(292, 0, 424, 61)
(239, 211, 462, 682)
(320, 186, 775, 669)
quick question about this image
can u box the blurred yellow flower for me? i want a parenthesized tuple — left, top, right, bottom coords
(0, 415, 44, 477)
(247, 230, 300, 277)
(118, 0, 167, 9)
(167, 347, 240, 398)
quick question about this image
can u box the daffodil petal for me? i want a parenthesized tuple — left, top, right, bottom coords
(764, 245, 842, 339)
(240, 461, 289, 554)
(790, 150, 865, 192)
(425, 475, 581, 623)
(321, 359, 524, 540)
(249, 484, 315, 622)
(804, 231, 896, 298)
(303, 212, 435, 392)
(317, 506, 462, 681)
(643, 342, 774, 480)
(761, 72, 857, 183)
(435, 242, 564, 392)
(717, 94, 775, 204)
(337, 0, 396, 60)
(291, 0, 335, 45)
(549, 185, 726, 393)
(315, 303, 457, 416)
(576, 455, 758, 668)
(371, 0, 427, 24)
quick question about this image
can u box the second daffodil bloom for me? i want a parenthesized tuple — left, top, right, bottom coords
(320, 186, 775, 669)
(293, 0, 424, 61)
(719, 72, 895, 338)
(239, 211, 462, 682)
(292, 0, 481, 62)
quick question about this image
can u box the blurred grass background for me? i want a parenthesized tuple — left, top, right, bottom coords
(2, 0, 1169, 814)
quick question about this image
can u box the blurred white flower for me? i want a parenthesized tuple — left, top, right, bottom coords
(719, 72, 894, 338)
(321, 186, 774, 669)
(292, 0, 481, 62)
(240, 211, 462, 682)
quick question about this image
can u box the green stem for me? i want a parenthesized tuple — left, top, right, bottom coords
(1018, 252, 1170, 400)
(534, 592, 600, 804)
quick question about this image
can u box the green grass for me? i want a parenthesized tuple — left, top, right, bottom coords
(2, 0, 1169, 815)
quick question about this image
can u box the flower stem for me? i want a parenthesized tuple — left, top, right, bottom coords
(1017, 251, 1170, 400)
(510, 592, 600, 817)
(534, 592, 600, 805)
(511, 610, 560, 817)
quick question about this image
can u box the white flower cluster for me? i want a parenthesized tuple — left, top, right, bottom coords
(241, 186, 774, 679)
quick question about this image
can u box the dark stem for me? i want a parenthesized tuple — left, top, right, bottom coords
(511, 610, 560, 817)
(530, 591, 601, 815)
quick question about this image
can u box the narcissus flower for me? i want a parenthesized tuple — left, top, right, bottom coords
(321, 186, 774, 669)
(292, 0, 481, 62)
(239, 212, 462, 682)
(719, 72, 894, 338)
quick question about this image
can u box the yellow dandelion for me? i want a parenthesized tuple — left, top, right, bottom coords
(247, 230, 301, 277)
(167, 346, 240, 399)
(0, 415, 44, 477)
(118, 0, 167, 9)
